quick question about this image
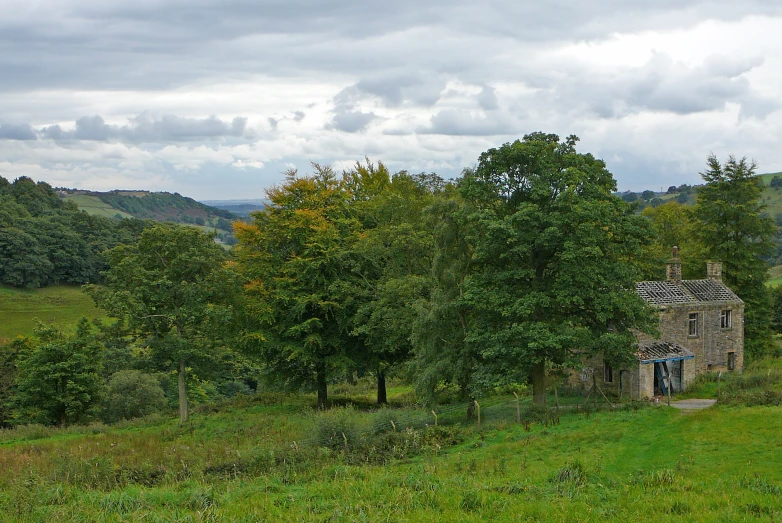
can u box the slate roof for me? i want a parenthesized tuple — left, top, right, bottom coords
(635, 279, 742, 306)
(636, 341, 695, 363)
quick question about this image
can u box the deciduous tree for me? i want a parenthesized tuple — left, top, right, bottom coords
(234, 166, 358, 408)
(14, 319, 104, 427)
(462, 133, 657, 405)
(88, 224, 232, 422)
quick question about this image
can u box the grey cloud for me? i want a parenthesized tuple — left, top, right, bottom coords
(355, 73, 446, 107)
(4, 1, 780, 93)
(477, 85, 499, 110)
(39, 114, 248, 142)
(327, 86, 376, 132)
(329, 110, 376, 133)
(293, 111, 305, 122)
(0, 123, 37, 140)
(422, 109, 518, 136)
(552, 53, 774, 119)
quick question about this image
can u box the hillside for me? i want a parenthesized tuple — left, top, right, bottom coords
(0, 285, 106, 342)
(59, 189, 240, 245)
(621, 171, 782, 211)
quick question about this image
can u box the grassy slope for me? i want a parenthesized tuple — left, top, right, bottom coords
(0, 285, 106, 342)
(0, 389, 780, 521)
(62, 194, 133, 219)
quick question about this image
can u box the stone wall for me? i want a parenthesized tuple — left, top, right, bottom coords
(638, 301, 744, 376)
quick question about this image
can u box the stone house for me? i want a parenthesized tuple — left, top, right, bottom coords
(588, 248, 744, 399)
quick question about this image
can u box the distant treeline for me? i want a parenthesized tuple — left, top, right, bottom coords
(0, 176, 152, 288)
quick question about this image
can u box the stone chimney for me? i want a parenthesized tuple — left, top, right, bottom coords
(707, 261, 723, 282)
(666, 246, 682, 285)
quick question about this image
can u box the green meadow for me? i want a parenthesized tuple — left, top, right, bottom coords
(0, 285, 106, 342)
(0, 362, 781, 522)
(62, 194, 134, 219)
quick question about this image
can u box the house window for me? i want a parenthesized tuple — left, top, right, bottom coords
(604, 361, 613, 383)
(688, 313, 699, 337)
(728, 352, 736, 371)
(721, 309, 732, 329)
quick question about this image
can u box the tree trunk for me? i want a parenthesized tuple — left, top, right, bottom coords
(377, 369, 387, 405)
(178, 359, 189, 423)
(316, 362, 327, 409)
(532, 360, 547, 406)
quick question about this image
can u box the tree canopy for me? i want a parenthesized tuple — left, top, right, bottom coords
(459, 133, 657, 404)
(88, 223, 234, 422)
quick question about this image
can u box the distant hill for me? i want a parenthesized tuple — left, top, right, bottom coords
(201, 199, 266, 217)
(619, 172, 782, 212)
(58, 189, 240, 246)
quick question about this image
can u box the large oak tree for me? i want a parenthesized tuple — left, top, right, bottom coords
(462, 133, 657, 405)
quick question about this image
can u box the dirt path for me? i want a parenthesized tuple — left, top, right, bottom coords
(670, 399, 717, 413)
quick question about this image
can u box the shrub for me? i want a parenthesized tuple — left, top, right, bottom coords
(102, 370, 168, 423)
(312, 407, 361, 450)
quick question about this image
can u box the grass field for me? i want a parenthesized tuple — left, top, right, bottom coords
(0, 361, 780, 522)
(62, 194, 133, 219)
(0, 285, 106, 342)
(768, 265, 782, 288)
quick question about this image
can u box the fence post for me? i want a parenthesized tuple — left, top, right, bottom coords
(431, 410, 438, 427)
(513, 392, 520, 423)
(717, 371, 722, 400)
(475, 400, 481, 428)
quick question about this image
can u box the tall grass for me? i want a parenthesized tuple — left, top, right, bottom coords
(1, 364, 781, 521)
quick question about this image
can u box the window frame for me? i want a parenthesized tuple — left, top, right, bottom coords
(727, 352, 736, 371)
(603, 361, 613, 383)
(720, 309, 732, 329)
(688, 312, 699, 337)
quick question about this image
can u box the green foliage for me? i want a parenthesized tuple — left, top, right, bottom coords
(344, 163, 444, 403)
(640, 201, 707, 280)
(0, 337, 34, 426)
(412, 191, 477, 404)
(312, 407, 361, 450)
(772, 285, 782, 333)
(13, 318, 104, 426)
(234, 165, 360, 408)
(95, 191, 235, 227)
(88, 223, 237, 422)
(102, 370, 168, 423)
(459, 133, 658, 403)
(695, 155, 777, 357)
(0, 176, 152, 288)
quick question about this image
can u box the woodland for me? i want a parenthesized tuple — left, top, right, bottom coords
(0, 131, 778, 428)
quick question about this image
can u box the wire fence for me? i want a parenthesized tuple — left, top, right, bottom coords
(296, 393, 621, 449)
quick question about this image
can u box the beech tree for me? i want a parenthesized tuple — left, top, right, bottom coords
(88, 224, 232, 422)
(695, 155, 777, 358)
(234, 165, 359, 409)
(462, 133, 657, 405)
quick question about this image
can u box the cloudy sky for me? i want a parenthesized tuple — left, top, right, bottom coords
(1, 1, 781, 200)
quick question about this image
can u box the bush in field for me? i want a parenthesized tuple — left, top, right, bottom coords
(312, 407, 361, 450)
(102, 370, 167, 423)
